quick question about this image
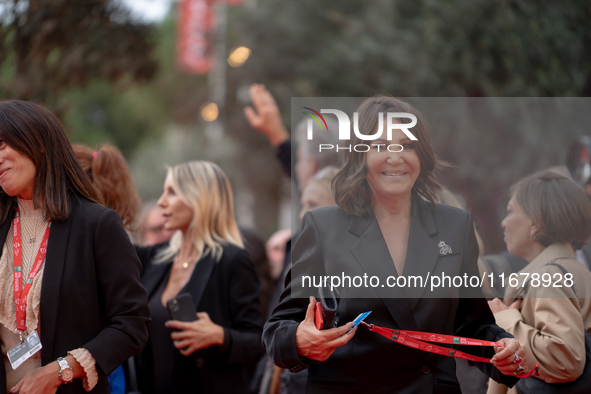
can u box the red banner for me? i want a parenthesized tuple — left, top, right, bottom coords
(177, 0, 215, 74)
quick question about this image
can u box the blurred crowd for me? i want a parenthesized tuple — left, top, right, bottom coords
(2, 88, 591, 394)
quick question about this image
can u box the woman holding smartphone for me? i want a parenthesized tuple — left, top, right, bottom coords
(135, 161, 264, 394)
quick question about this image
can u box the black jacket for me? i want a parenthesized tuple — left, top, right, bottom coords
(136, 242, 265, 393)
(263, 199, 519, 394)
(0, 195, 151, 394)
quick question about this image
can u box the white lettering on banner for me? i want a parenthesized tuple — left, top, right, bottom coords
(318, 144, 405, 153)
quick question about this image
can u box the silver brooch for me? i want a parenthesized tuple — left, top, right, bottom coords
(438, 241, 452, 255)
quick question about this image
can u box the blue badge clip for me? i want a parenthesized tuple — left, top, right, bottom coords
(346, 311, 372, 334)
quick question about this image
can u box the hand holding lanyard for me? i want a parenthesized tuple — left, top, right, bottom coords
(362, 321, 539, 378)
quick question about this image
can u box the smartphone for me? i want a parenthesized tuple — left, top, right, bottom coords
(167, 293, 198, 322)
(236, 85, 253, 107)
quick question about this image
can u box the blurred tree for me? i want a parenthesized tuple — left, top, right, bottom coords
(241, 0, 591, 98)
(234, 0, 591, 251)
(63, 6, 209, 157)
(64, 81, 168, 157)
(0, 0, 158, 117)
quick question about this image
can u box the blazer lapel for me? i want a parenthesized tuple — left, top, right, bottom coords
(403, 198, 440, 310)
(0, 214, 12, 255)
(183, 252, 216, 309)
(349, 208, 420, 333)
(142, 250, 216, 310)
(350, 199, 440, 321)
(40, 206, 75, 362)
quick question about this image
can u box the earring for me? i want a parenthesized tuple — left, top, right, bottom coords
(530, 234, 538, 241)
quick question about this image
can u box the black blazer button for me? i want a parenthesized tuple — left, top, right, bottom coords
(196, 358, 205, 368)
(421, 365, 431, 375)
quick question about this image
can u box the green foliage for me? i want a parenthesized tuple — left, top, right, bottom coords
(64, 81, 166, 157)
(235, 0, 591, 250)
(0, 0, 158, 117)
(62, 5, 209, 157)
(241, 0, 591, 97)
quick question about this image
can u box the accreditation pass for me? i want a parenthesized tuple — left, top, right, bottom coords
(7, 331, 42, 370)
(346, 311, 372, 334)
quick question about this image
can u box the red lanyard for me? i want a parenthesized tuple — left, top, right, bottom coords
(12, 208, 51, 333)
(362, 322, 540, 378)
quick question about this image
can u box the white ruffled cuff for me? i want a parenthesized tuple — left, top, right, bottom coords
(67, 348, 98, 391)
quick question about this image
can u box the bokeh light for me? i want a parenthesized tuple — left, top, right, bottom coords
(201, 102, 219, 122)
(228, 46, 251, 67)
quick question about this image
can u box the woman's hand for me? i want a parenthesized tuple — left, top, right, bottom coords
(295, 297, 356, 363)
(243, 84, 289, 147)
(488, 297, 521, 314)
(10, 362, 61, 394)
(491, 338, 528, 376)
(166, 312, 225, 356)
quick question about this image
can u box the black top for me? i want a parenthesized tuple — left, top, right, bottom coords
(276, 140, 291, 178)
(147, 278, 175, 394)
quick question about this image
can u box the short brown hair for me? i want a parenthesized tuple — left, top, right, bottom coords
(511, 171, 591, 250)
(73, 143, 141, 233)
(0, 100, 101, 223)
(332, 96, 445, 216)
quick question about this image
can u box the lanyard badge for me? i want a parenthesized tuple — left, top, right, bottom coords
(362, 321, 540, 378)
(8, 208, 51, 370)
(12, 208, 51, 334)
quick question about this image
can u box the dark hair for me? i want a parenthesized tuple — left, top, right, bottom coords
(332, 96, 445, 216)
(511, 171, 591, 250)
(73, 143, 140, 233)
(239, 226, 273, 318)
(0, 100, 101, 223)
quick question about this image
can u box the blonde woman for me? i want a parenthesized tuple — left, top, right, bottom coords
(134, 161, 264, 394)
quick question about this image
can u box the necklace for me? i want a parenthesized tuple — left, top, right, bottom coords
(28, 223, 41, 243)
(24, 217, 45, 243)
(176, 247, 199, 269)
(18, 200, 45, 243)
(176, 255, 197, 269)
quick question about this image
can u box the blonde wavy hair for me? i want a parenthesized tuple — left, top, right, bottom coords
(155, 161, 243, 263)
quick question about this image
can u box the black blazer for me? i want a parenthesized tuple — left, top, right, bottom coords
(263, 198, 519, 394)
(0, 195, 151, 394)
(135, 242, 265, 393)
